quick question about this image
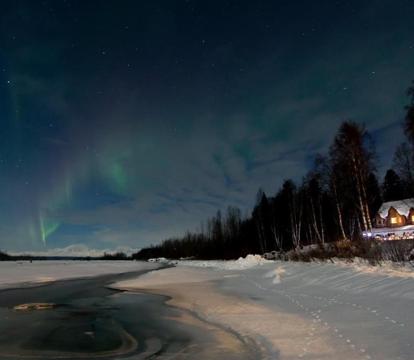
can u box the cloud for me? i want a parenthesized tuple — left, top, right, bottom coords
(1, 0, 412, 251)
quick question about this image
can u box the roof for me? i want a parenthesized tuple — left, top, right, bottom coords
(378, 198, 414, 218)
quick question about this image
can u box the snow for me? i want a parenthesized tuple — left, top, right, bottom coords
(364, 224, 414, 235)
(0, 260, 158, 289)
(2, 255, 414, 359)
(333, 257, 414, 278)
(378, 198, 414, 218)
(8, 244, 140, 257)
(152, 254, 414, 278)
(148, 257, 169, 263)
(154, 254, 272, 270)
(113, 259, 414, 360)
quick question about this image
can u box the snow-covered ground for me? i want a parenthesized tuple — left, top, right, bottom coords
(151, 254, 272, 270)
(2, 257, 414, 359)
(113, 258, 414, 360)
(0, 260, 159, 289)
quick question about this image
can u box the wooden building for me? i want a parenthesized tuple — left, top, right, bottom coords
(364, 198, 414, 240)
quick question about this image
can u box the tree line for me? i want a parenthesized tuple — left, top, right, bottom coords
(134, 82, 414, 260)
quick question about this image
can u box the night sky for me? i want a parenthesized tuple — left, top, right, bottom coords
(1, 0, 413, 252)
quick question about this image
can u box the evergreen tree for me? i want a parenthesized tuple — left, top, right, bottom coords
(393, 142, 414, 197)
(303, 172, 326, 245)
(404, 81, 414, 144)
(382, 169, 405, 202)
(329, 121, 376, 235)
(366, 172, 382, 219)
(252, 189, 271, 253)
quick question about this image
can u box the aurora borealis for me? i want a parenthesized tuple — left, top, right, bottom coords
(1, 0, 414, 252)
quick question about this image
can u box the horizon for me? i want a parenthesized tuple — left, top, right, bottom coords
(1, 0, 414, 252)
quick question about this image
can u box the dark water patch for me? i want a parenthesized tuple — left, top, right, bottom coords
(0, 267, 262, 359)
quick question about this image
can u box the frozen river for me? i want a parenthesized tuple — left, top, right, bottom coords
(2, 258, 413, 359)
(0, 265, 260, 359)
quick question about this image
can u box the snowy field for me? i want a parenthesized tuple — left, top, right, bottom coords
(113, 257, 414, 360)
(2, 257, 414, 359)
(0, 260, 159, 289)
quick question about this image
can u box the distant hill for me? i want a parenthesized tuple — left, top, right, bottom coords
(0, 250, 130, 261)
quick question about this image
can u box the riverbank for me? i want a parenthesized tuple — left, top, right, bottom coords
(0, 261, 261, 359)
(112, 266, 344, 359)
(112, 260, 414, 360)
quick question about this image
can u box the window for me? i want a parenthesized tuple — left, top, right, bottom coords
(411, 215, 414, 223)
(391, 217, 398, 224)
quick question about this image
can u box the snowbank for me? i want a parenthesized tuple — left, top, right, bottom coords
(148, 257, 169, 264)
(114, 259, 414, 359)
(150, 254, 272, 270)
(149, 253, 414, 278)
(333, 257, 414, 278)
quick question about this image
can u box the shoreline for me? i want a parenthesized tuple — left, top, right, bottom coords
(0, 263, 260, 360)
(118, 286, 266, 358)
(111, 265, 351, 360)
(0, 260, 161, 290)
(111, 267, 266, 359)
(2, 259, 412, 358)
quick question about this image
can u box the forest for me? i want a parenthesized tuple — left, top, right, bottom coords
(134, 82, 414, 261)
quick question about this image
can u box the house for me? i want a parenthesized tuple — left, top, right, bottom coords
(363, 198, 414, 240)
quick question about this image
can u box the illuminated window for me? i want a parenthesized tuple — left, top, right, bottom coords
(411, 215, 414, 222)
(391, 217, 398, 224)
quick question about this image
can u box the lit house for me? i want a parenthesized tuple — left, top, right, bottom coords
(363, 198, 414, 240)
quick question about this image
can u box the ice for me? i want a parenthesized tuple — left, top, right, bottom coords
(2, 256, 414, 359)
(0, 260, 159, 289)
